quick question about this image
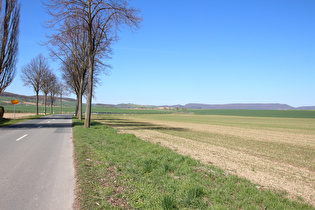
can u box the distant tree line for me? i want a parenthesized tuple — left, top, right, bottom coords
(20, 54, 62, 115)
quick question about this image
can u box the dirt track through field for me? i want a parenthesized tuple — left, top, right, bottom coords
(95, 114, 315, 206)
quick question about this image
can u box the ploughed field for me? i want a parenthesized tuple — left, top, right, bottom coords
(93, 113, 315, 205)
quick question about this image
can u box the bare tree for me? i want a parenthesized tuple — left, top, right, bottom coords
(41, 68, 53, 115)
(60, 55, 88, 120)
(0, 0, 20, 93)
(58, 81, 68, 114)
(21, 54, 50, 115)
(48, 73, 58, 114)
(48, 17, 90, 120)
(60, 50, 104, 119)
(47, 15, 109, 121)
(45, 0, 142, 128)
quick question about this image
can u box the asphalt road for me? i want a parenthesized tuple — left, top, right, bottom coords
(0, 114, 75, 210)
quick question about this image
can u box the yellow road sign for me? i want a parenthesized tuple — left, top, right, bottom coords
(11, 100, 19, 105)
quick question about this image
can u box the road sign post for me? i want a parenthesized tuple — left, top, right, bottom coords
(11, 100, 19, 120)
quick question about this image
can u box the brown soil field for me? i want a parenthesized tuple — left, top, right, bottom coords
(3, 113, 36, 119)
(94, 114, 315, 206)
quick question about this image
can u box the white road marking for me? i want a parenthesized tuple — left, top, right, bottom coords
(47, 121, 51, 123)
(38, 125, 43, 128)
(16, 134, 28, 142)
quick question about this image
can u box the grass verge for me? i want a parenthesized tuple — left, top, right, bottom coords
(73, 118, 313, 209)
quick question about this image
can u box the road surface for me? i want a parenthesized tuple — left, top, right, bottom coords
(0, 114, 75, 210)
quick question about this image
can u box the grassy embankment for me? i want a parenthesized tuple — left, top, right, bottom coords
(73, 111, 314, 209)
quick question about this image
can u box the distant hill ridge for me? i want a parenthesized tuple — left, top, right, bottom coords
(165, 103, 315, 110)
(185, 103, 294, 110)
(1, 92, 314, 110)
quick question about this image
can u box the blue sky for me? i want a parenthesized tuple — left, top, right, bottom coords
(5, 0, 315, 107)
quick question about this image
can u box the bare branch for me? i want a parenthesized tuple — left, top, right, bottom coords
(44, 0, 142, 127)
(20, 54, 50, 115)
(0, 0, 20, 93)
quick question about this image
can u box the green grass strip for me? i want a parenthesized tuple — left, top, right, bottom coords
(73, 118, 313, 209)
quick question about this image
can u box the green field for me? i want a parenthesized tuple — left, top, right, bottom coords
(0, 97, 77, 114)
(0, 100, 173, 114)
(2, 99, 315, 119)
(192, 109, 315, 118)
(2, 94, 314, 118)
(92, 108, 174, 115)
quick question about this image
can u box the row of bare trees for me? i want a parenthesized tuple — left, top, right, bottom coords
(44, 0, 142, 128)
(0, 0, 142, 128)
(47, 17, 102, 121)
(21, 54, 61, 115)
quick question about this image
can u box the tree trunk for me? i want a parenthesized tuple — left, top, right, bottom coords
(50, 95, 53, 114)
(36, 91, 39, 115)
(60, 93, 62, 114)
(78, 94, 82, 120)
(84, 61, 93, 128)
(84, 0, 93, 128)
(78, 76, 84, 120)
(44, 94, 47, 115)
(75, 95, 79, 117)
